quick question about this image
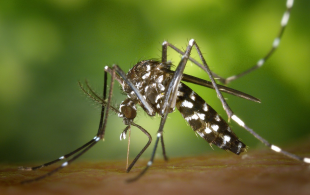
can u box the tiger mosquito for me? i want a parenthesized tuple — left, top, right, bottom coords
(20, 0, 309, 183)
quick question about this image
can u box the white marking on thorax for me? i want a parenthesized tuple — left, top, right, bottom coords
(158, 84, 165, 91)
(146, 65, 151, 71)
(142, 72, 151, 79)
(155, 93, 164, 103)
(177, 90, 184, 97)
(144, 86, 149, 93)
(156, 75, 163, 83)
(135, 82, 143, 89)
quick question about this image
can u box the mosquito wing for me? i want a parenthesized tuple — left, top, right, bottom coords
(164, 69, 260, 103)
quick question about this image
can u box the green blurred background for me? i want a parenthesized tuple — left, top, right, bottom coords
(1, 0, 310, 164)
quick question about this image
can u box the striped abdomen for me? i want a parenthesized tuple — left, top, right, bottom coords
(176, 82, 246, 155)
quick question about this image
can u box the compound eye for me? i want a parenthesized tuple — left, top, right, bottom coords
(121, 106, 137, 119)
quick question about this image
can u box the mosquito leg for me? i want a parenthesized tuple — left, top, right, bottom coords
(20, 72, 110, 173)
(191, 40, 234, 119)
(219, 0, 294, 84)
(126, 136, 159, 182)
(126, 139, 159, 182)
(21, 67, 115, 183)
(160, 39, 195, 115)
(97, 67, 116, 139)
(127, 113, 168, 182)
(126, 123, 152, 173)
(19, 138, 97, 171)
(229, 114, 310, 164)
(227, 0, 294, 83)
(21, 138, 99, 184)
(96, 71, 108, 136)
(165, 0, 294, 85)
(160, 135, 168, 161)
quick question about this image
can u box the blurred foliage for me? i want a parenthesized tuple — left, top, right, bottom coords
(0, 0, 310, 163)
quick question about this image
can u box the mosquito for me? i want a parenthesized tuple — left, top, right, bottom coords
(20, 0, 308, 183)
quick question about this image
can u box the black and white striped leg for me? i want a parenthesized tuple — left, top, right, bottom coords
(19, 71, 115, 184)
(21, 138, 99, 184)
(119, 124, 153, 173)
(126, 134, 160, 182)
(163, 0, 294, 85)
(19, 138, 98, 172)
(230, 114, 310, 164)
(120, 124, 167, 173)
(160, 135, 169, 161)
(127, 114, 169, 182)
(125, 123, 152, 173)
(218, 0, 294, 84)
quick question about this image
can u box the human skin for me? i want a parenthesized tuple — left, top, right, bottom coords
(1, 139, 310, 195)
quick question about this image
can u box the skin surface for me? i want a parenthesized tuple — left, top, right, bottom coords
(1, 138, 310, 195)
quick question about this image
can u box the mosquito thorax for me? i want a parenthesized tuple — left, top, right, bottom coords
(121, 60, 174, 117)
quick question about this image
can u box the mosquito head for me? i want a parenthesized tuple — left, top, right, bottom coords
(118, 99, 137, 125)
(120, 105, 137, 125)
